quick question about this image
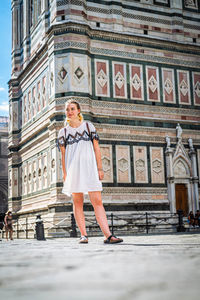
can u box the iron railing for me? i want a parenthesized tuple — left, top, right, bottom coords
(1, 210, 197, 239)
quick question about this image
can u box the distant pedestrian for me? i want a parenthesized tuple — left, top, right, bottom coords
(194, 210, 200, 227)
(4, 211, 13, 241)
(188, 211, 195, 227)
(58, 100, 123, 244)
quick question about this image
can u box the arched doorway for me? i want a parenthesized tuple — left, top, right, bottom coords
(175, 184, 188, 216)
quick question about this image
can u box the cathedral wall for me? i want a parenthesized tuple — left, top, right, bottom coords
(9, 1, 200, 225)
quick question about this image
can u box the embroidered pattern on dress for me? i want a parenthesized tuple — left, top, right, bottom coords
(58, 130, 99, 147)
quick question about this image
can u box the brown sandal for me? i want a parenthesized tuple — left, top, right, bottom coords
(104, 235, 123, 244)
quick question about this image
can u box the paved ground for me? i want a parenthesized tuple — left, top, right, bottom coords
(0, 233, 199, 300)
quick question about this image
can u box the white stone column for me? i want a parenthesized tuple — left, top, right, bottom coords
(189, 147, 199, 212)
(165, 147, 176, 213)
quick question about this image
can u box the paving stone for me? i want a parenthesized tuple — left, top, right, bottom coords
(0, 233, 199, 300)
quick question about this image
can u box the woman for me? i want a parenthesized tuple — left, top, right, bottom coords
(4, 211, 13, 241)
(58, 100, 123, 244)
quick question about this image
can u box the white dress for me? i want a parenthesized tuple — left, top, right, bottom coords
(58, 121, 103, 196)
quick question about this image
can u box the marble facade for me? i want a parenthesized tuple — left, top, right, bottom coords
(0, 117, 9, 214)
(8, 1, 200, 231)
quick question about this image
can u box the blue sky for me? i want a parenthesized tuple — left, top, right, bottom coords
(0, 1, 11, 117)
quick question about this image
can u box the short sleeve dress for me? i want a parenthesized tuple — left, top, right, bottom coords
(58, 121, 103, 196)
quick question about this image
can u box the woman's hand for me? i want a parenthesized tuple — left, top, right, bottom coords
(63, 173, 67, 182)
(98, 169, 104, 180)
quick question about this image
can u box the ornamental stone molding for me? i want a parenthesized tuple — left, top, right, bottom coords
(102, 156, 111, 172)
(184, 0, 198, 8)
(174, 160, 189, 177)
(118, 158, 129, 173)
(152, 159, 162, 174)
(135, 159, 145, 173)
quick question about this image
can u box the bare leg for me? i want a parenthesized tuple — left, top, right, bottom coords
(89, 191, 111, 238)
(5, 230, 8, 241)
(72, 193, 87, 237)
(10, 230, 13, 240)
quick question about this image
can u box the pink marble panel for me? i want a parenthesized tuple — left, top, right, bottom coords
(146, 66, 160, 101)
(193, 72, 200, 105)
(113, 62, 126, 98)
(95, 60, 109, 97)
(162, 68, 175, 103)
(130, 64, 143, 100)
(177, 70, 190, 104)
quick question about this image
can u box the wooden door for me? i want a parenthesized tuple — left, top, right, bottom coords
(175, 184, 188, 216)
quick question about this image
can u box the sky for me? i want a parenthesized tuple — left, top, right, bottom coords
(0, 1, 11, 117)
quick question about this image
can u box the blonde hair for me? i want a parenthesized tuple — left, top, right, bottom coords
(64, 100, 84, 126)
(6, 210, 12, 215)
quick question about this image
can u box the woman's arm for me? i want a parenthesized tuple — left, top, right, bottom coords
(60, 146, 67, 181)
(93, 139, 104, 180)
(4, 215, 7, 226)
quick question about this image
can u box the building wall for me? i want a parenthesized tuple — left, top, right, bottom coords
(9, 0, 200, 223)
(0, 117, 9, 214)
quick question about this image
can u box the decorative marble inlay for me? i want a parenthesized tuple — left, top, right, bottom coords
(131, 73, 141, 91)
(102, 156, 111, 172)
(43, 166, 47, 178)
(100, 145, 113, 183)
(33, 170, 36, 180)
(51, 159, 55, 169)
(184, 0, 198, 8)
(164, 78, 173, 95)
(194, 81, 200, 98)
(118, 158, 128, 173)
(74, 66, 84, 82)
(152, 159, 162, 174)
(38, 168, 41, 177)
(115, 71, 125, 89)
(28, 173, 31, 181)
(134, 146, 148, 183)
(135, 159, 145, 172)
(58, 67, 67, 82)
(174, 161, 187, 177)
(148, 75, 157, 93)
(50, 72, 54, 83)
(179, 79, 188, 96)
(97, 69, 107, 88)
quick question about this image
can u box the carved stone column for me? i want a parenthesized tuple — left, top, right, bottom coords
(165, 146, 176, 213)
(189, 141, 199, 212)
